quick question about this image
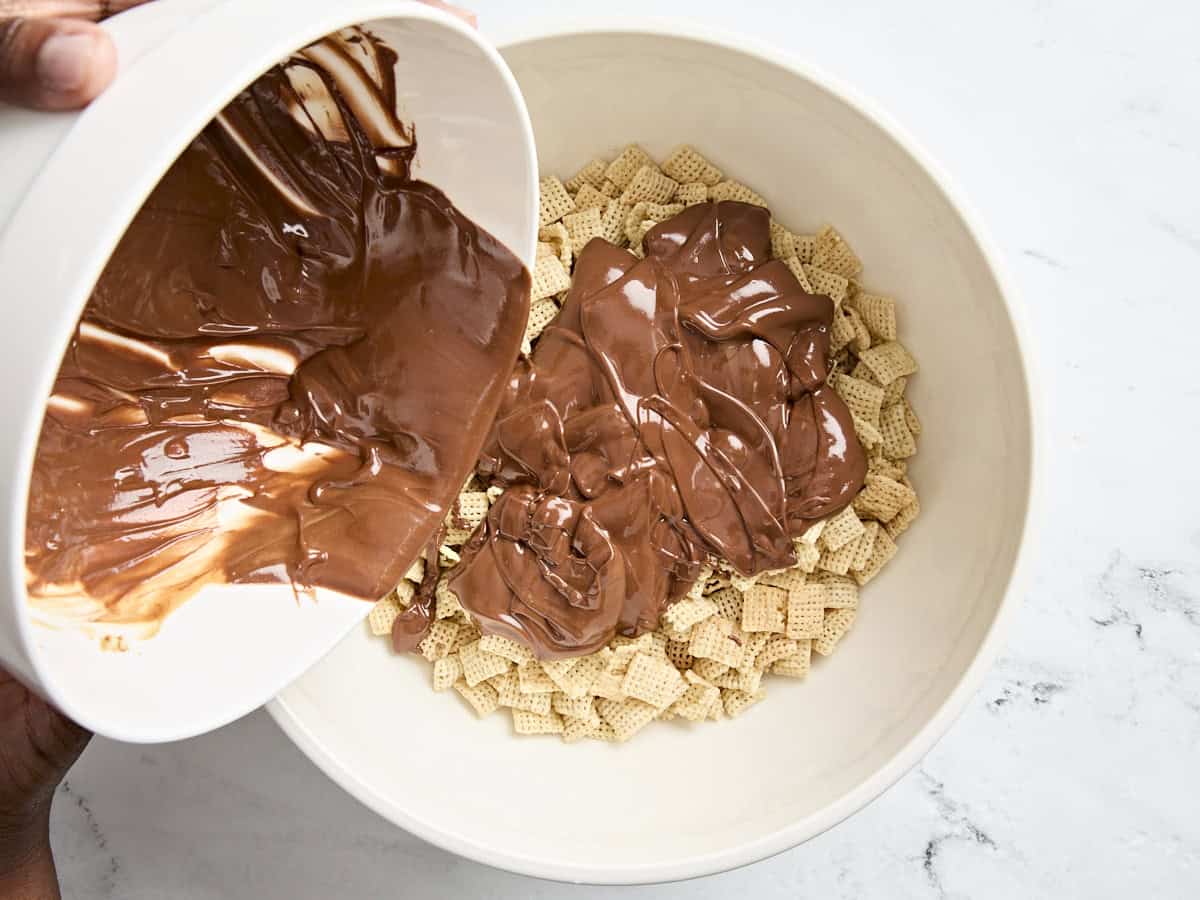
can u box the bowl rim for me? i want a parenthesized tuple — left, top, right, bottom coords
(267, 16, 1044, 885)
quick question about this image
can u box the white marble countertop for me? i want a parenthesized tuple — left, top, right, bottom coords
(49, 0, 1200, 896)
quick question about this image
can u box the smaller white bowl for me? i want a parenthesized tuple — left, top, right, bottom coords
(269, 20, 1040, 884)
(0, 0, 537, 743)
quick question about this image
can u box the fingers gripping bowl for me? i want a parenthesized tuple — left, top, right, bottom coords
(268, 23, 1038, 883)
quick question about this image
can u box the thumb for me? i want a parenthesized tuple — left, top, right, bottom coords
(0, 16, 116, 110)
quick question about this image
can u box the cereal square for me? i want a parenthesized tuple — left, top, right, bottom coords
(853, 292, 897, 341)
(712, 666, 763, 694)
(853, 529, 898, 586)
(817, 540, 857, 576)
(538, 222, 571, 269)
(803, 264, 849, 306)
(771, 640, 812, 677)
(556, 654, 605, 699)
(538, 175, 574, 227)
(459, 639, 511, 686)
(741, 584, 787, 633)
(834, 374, 885, 426)
(564, 158, 607, 192)
(868, 452, 906, 482)
(448, 621, 479, 652)
(418, 620, 461, 662)
(787, 585, 828, 640)
(708, 586, 744, 622)
(797, 521, 826, 546)
(531, 254, 571, 301)
(517, 661, 558, 694)
(553, 693, 600, 724)
(880, 402, 917, 460)
(454, 680, 499, 717)
(846, 307, 871, 352)
(512, 709, 563, 735)
(620, 165, 679, 205)
(857, 341, 918, 385)
(572, 183, 609, 211)
(688, 617, 743, 667)
(478, 633, 534, 665)
(662, 145, 723, 186)
(886, 496, 921, 540)
(549, 657, 600, 705)
(435, 577, 462, 619)
(733, 631, 767, 672)
(759, 567, 806, 593)
(596, 697, 659, 741)
(604, 144, 656, 189)
(492, 669, 552, 713)
(811, 224, 863, 278)
(820, 504, 866, 552)
(722, 688, 766, 718)
(770, 220, 798, 260)
(599, 200, 631, 245)
(685, 562, 715, 600)
(662, 597, 718, 633)
(692, 657, 729, 683)
(783, 254, 815, 293)
(665, 638, 694, 671)
(454, 491, 489, 529)
(670, 682, 721, 721)
(903, 397, 922, 436)
(709, 179, 767, 207)
(757, 636, 800, 669)
(367, 594, 404, 636)
(849, 521, 881, 572)
(823, 577, 860, 609)
(730, 571, 761, 593)
(793, 540, 821, 574)
(830, 308, 857, 352)
(814, 608, 857, 656)
(853, 414, 883, 450)
(432, 655, 462, 691)
(853, 474, 917, 522)
(621, 653, 688, 709)
(794, 233, 816, 263)
(563, 206, 605, 256)
(883, 375, 908, 407)
(676, 182, 708, 205)
(562, 717, 618, 743)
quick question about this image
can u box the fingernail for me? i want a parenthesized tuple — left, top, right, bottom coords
(36, 32, 98, 93)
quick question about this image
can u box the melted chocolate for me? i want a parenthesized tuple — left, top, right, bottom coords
(25, 30, 530, 632)
(449, 202, 866, 658)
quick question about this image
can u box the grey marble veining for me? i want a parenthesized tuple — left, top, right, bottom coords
(48, 0, 1200, 896)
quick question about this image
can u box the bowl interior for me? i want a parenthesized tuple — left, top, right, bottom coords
(270, 27, 1034, 882)
(5, 0, 536, 743)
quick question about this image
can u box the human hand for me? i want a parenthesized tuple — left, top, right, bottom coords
(0, 0, 476, 111)
(0, 1, 150, 110)
(0, 668, 90, 899)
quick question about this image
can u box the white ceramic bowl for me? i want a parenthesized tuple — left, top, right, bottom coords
(0, 0, 537, 743)
(268, 21, 1040, 884)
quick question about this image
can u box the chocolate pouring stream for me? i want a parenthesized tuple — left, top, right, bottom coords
(24, 29, 531, 635)
(448, 202, 867, 659)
